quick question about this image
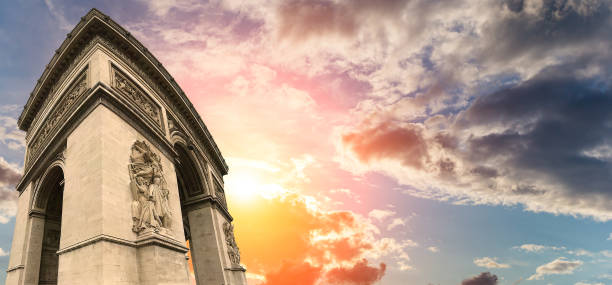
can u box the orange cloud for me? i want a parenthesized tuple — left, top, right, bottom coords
(341, 122, 428, 169)
(262, 261, 322, 285)
(228, 191, 390, 284)
(326, 259, 386, 285)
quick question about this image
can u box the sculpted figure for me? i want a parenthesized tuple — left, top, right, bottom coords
(223, 222, 241, 265)
(129, 141, 172, 234)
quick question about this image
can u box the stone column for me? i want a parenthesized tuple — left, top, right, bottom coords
(184, 200, 226, 285)
(5, 184, 34, 285)
(21, 212, 46, 285)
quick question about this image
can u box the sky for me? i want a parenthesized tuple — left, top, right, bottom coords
(1, 0, 612, 284)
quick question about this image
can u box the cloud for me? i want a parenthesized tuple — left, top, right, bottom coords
(228, 190, 407, 285)
(325, 259, 386, 285)
(0, 156, 21, 223)
(515, 244, 565, 252)
(42, 0, 72, 31)
(427, 246, 439, 253)
(386, 218, 406, 231)
(368, 209, 395, 221)
(276, 0, 409, 42)
(575, 282, 604, 285)
(473, 257, 511, 269)
(0, 248, 8, 257)
(337, 57, 612, 221)
(527, 257, 583, 280)
(0, 115, 25, 150)
(461, 272, 498, 285)
(608, 233, 612, 240)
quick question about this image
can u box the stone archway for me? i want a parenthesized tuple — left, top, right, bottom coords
(25, 165, 64, 285)
(173, 143, 206, 284)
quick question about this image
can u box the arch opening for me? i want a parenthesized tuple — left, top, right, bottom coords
(174, 143, 205, 285)
(36, 166, 64, 285)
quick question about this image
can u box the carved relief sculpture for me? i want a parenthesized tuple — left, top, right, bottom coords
(129, 140, 173, 235)
(223, 222, 241, 265)
(26, 70, 88, 168)
(112, 67, 163, 128)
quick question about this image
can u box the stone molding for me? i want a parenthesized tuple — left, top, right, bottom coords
(5, 265, 24, 273)
(56, 233, 189, 256)
(28, 209, 46, 219)
(224, 266, 247, 272)
(182, 195, 233, 222)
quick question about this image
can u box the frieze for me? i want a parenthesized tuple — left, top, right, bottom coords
(26, 69, 88, 169)
(112, 67, 162, 128)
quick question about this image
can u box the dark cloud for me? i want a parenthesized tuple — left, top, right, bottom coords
(504, 0, 524, 13)
(481, 0, 612, 65)
(340, 55, 612, 218)
(470, 166, 499, 178)
(462, 60, 612, 197)
(461, 272, 498, 285)
(277, 0, 359, 40)
(275, 0, 455, 41)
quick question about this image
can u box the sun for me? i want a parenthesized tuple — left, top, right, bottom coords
(224, 171, 261, 203)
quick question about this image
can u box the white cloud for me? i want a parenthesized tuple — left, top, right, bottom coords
(575, 282, 604, 285)
(607, 233, 612, 241)
(473, 257, 511, 269)
(427, 246, 439, 253)
(0, 247, 8, 257)
(386, 218, 406, 231)
(515, 244, 565, 252)
(43, 0, 71, 31)
(368, 209, 395, 221)
(528, 257, 583, 280)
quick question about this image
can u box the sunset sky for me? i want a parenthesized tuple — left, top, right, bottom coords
(2, 1, 612, 284)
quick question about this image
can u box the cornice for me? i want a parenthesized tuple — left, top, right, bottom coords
(18, 8, 228, 175)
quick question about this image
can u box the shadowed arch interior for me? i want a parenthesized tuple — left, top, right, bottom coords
(174, 143, 207, 284)
(36, 166, 64, 285)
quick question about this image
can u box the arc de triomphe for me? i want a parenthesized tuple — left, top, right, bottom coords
(4, 8, 247, 285)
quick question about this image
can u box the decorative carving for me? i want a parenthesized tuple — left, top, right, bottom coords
(129, 141, 173, 235)
(223, 222, 241, 265)
(167, 112, 180, 134)
(55, 149, 66, 162)
(26, 70, 88, 168)
(215, 182, 227, 209)
(112, 67, 162, 128)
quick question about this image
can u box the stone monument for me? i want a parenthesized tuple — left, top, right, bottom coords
(4, 8, 247, 285)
